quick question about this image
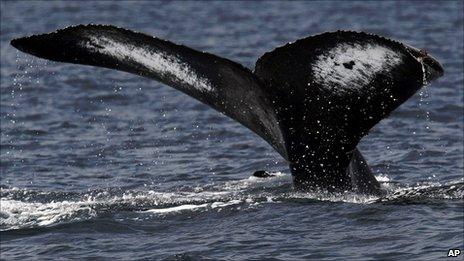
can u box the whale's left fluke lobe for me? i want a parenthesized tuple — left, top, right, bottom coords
(10, 24, 289, 159)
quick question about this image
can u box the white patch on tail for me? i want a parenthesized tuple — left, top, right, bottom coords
(84, 36, 213, 92)
(312, 43, 403, 93)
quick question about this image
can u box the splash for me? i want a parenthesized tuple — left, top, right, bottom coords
(1, 173, 462, 231)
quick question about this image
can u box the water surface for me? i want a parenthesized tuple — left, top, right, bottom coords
(1, 1, 463, 260)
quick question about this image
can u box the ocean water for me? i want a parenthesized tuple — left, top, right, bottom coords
(0, 1, 463, 260)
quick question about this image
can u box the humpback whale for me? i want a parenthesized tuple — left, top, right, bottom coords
(10, 24, 444, 195)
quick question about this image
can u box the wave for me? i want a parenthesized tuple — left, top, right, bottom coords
(1, 172, 462, 232)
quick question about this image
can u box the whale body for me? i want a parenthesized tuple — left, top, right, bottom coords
(10, 25, 444, 195)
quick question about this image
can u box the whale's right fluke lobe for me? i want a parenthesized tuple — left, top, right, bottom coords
(255, 31, 443, 190)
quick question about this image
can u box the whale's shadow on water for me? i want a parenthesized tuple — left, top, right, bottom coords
(1, 172, 462, 235)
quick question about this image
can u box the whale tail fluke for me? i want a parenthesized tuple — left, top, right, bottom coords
(11, 25, 444, 193)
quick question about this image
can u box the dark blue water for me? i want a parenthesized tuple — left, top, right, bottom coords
(1, 1, 463, 260)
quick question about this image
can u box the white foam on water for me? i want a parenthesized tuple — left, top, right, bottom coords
(375, 174, 391, 183)
(143, 203, 209, 213)
(384, 179, 464, 201)
(1, 173, 461, 231)
(211, 199, 242, 208)
(142, 199, 244, 214)
(0, 173, 288, 231)
(288, 191, 380, 204)
(221, 171, 290, 191)
(0, 198, 96, 230)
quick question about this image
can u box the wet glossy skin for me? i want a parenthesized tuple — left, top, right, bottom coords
(10, 28, 443, 195)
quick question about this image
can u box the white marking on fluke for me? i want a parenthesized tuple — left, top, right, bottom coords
(84, 36, 213, 92)
(312, 43, 403, 93)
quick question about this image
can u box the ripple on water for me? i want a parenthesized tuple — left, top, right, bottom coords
(1, 173, 462, 232)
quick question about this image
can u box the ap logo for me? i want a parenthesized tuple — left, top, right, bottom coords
(448, 249, 461, 257)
